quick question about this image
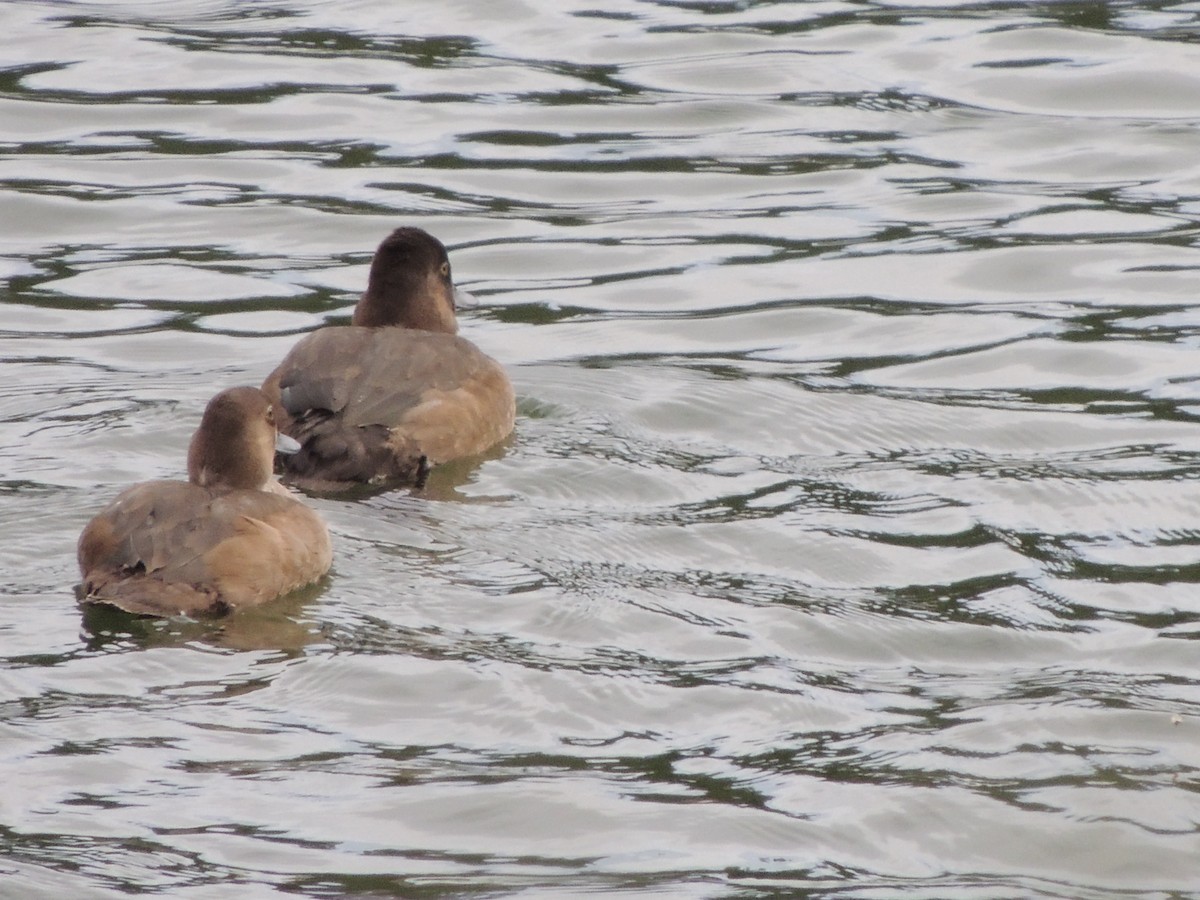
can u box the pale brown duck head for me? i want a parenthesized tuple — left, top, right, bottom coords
(186, 386, 297, 492)
(351, 226, 468, 334)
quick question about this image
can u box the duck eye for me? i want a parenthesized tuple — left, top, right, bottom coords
(440, 261, 450, 278)
(266, 404, 275, 425)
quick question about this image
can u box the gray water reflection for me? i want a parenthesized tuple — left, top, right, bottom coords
(2, 0, 1200, 897)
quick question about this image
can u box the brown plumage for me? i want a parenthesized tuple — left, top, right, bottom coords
(77, 387, 332, 617)
(261, 227, 515, 493)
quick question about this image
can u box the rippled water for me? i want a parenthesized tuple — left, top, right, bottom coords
(3, 0, 1200, 896)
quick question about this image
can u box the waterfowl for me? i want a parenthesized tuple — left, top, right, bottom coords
(77, 386, 332, 617)
(260, 226, 515, 493)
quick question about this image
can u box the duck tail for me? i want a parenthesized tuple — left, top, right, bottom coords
(78, 571, 229, 617)
(280, 420, 427, 492)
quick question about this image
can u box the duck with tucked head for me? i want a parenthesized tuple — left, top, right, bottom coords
(260, 226, 515, 493)
(77, 386, 332, 617)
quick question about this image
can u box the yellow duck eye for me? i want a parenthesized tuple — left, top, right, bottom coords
(440, 262, 450, 278)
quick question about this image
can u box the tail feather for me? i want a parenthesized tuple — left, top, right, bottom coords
(279, 416, 427, 491)
(80, 571, 228, 617)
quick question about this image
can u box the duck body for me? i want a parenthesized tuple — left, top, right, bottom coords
(77, 387, 332, 617)
(263, 326, 514, 491)
(77, 481, 331, 616)
(261, 227, 515, 493)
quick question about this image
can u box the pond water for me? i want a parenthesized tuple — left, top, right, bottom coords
(2, 0, 1200, 896)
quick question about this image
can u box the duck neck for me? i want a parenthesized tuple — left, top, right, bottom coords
(353, 273, 457, 333)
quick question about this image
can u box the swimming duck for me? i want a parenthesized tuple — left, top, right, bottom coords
(260, 226, 515, 493)
(77, 386, 332, 616)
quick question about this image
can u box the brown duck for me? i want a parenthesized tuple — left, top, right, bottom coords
(77, 387, 332, 616)
(261, 226, 515, 493)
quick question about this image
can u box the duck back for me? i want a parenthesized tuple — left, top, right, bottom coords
(79, 480, 331, 616)
(262, 326, 514, 492)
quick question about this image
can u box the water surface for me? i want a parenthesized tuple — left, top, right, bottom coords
(3, 1, 1200, 897)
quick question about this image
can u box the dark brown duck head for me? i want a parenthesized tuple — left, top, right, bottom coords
(187, 386, 294, 492)
(351, 226, 466, 334)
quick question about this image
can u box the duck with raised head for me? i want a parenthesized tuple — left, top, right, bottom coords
(260, 226, 515, 493)
(77, 387, 332, 617)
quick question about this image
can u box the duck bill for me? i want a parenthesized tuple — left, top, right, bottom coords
(275, 432, 301, 455)
(454, 287, 476, 310)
